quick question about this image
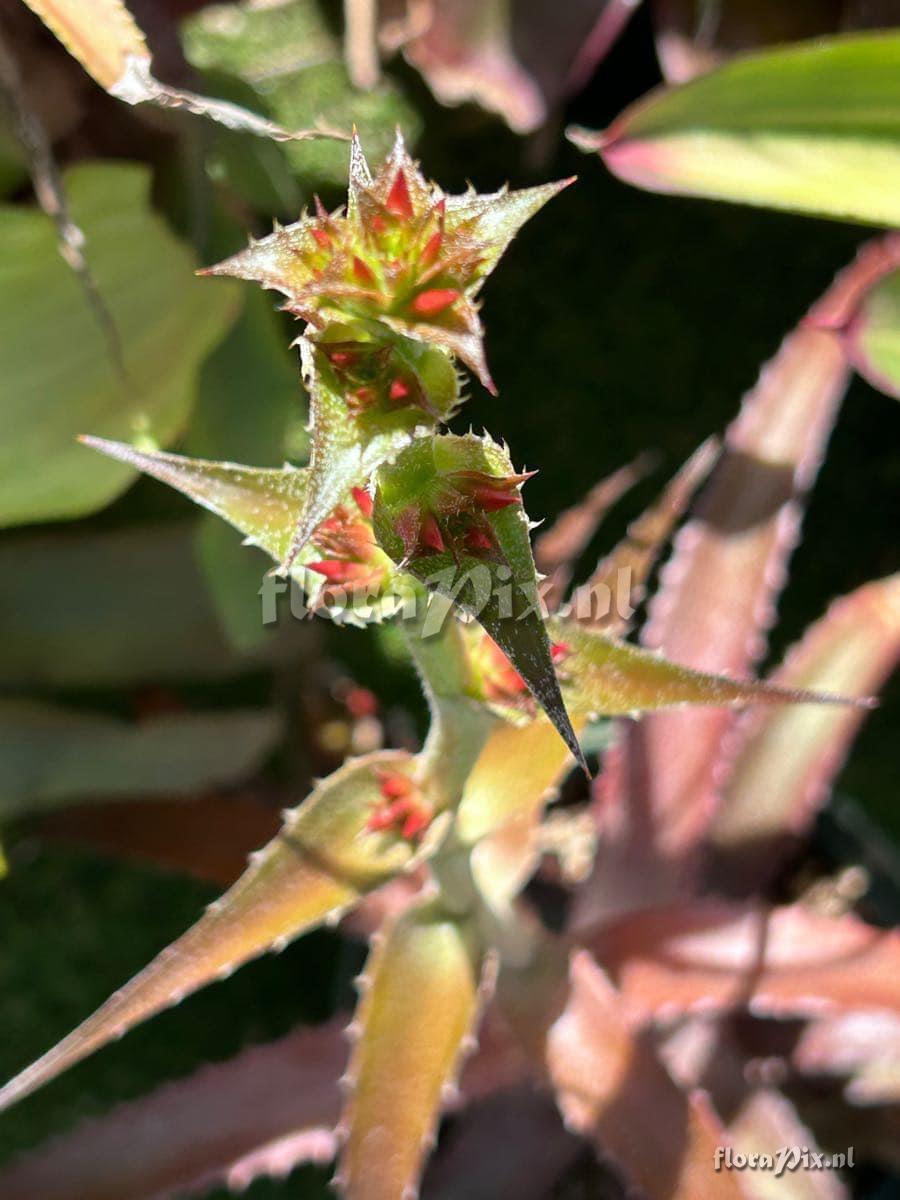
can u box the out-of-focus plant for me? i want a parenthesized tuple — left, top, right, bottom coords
(0, 128, 897, 1200)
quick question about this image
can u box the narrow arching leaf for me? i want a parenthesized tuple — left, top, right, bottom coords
(500, 947, 748, 1200)
(572, 32, 900, 226)
(82, 437, 399, 626)
(281, 328, 458, 570)
(591, 271, 851, 890)
(0, 164, 237, 525)
(534, 453, 654, 613)
(590, 901, 900, 1021)
(0, 751, 421, 1114)
(568, 437, 718, 634)
(0, 701, 280, 819)
(339, 902, 484, 1200)
(707, 574, 900, 892)
(0, 1021, 346, 1200)
(551, 620, 859, 720)
(373, 433, 586, 772)
(81, 437, 308, 564)
(22, 0, 336, 141)
(22, 0, 150, 92)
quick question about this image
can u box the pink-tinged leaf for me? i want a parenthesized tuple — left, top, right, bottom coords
(38, 792, 282, 888)
(532, 950, 748, 1200)
(0, 1021, 346, 1200)
(534, 452, 655, 613)
(382, 0, 641, 134)
(726, 1088, 850, 1200)
(706, 574, 900, 893)
(590, 901, 900, 1023)
(568, 437, 719, 635)
(338, 902, 484, 1200)
(794, 1011, 900, 1105)
(0, 751, 421, 1114)
(588, 274, 852, 898)
(571, 33, 900, 227)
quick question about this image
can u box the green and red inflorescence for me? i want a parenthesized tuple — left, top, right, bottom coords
(3, 130, 887, 1200)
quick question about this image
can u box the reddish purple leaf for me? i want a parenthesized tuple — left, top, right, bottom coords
(591, 901, 900, 1022)
(706, 573, 900, 892)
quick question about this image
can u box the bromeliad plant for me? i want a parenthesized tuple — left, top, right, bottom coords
(0, 136, 891, 1199)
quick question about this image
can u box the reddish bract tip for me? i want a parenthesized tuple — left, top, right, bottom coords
(421, 512, 446, 554)
(351, 486, 374, 518)
(352, 255, 376, 285)
(386, 170, 415, 221)
(420, 229, 443, 267)
(389, 377, 411, 402)
(464, 525, 495, 553)
(312, 227, 331, 249)
(411, 288, 460, 317)
(379, 771, 414, 801)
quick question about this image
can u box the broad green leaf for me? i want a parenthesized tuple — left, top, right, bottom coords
(373, 433, 586, 772)
(708, 574, 900, 891)
(283, 328, 458, 569)
(552, 619, 863, 718)
(0, 522, 307, 691)
(844, 264, 900, 400)
(0, 701, 280, 819)
(0, 163, 238, 525)
(181, 0, 420, 190)
(0, 751, 421, 1114)
(571, 32, 900, 226)
(339, 902, 483, 1200)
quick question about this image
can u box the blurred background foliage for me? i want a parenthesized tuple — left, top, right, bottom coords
(0, 1, 898, 1195)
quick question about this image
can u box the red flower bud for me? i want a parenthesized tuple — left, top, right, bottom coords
(351, 486, 374, 518)
(386, 170, 414, 221)
(411, 288, 460, 317)
(420, 511, 446, 554)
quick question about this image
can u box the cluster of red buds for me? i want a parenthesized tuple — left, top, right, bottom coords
(317, 339, 439, 419)
(367, 770, 431, 841)
(394, 468, 535, 563)
(306, 486, 390, 598)
(208, 131, 572, 393)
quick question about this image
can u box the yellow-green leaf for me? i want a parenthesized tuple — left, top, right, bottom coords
(0, 751, 419, 1114)
(340, 902, 484, 1200)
